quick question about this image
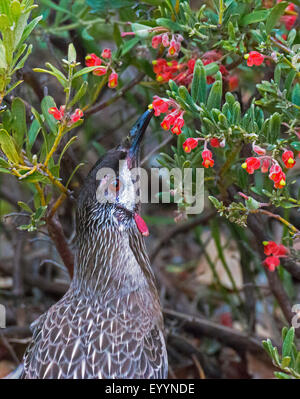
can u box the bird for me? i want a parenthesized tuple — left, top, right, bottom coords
(21, 109, 168, 379)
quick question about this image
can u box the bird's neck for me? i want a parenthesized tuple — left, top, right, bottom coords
(72, 206, 156, 301)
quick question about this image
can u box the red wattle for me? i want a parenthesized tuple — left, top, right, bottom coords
(134, 213, 149, 236)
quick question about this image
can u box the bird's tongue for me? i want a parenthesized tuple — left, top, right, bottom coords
(134, 213, 149, 236)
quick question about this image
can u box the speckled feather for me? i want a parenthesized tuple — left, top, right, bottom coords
(22, 147, 168, 379)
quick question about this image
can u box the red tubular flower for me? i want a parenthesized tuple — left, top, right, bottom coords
(93, 66, 107, 76)
(85, 53, 101, 67)
(108, 72, 118, 88)
(152, 96, 169, 116)
(282, 150, 296, 168)
(263, 241, 280, 256)
(160, 112, 177, 130)
(188, 59, 196, 73)
(70, 109, 83, 124)
(161, 33, 169, 47)
(261, 159, 270, 173)
(269, 164, 286, 189)
(281, 15, 297, 30)
(101, 48, 112, 59)
(152, 59, 167, 74)
(210, 138, 220, 148)
(202, 149, 214, 168)
(168, 40, 177, 56)
(253, 143, 266, 155)
(263, 256, 280, 271)
(228, 75, 239, 91)
(183, 138, 199, 153)
(263, 241, 287, 272)
(48, 106, 64, 121)
(245, 51, 264, 67)
(171, 114, 184, 135)
(241, 157, 261, 174)
(152, 35, 162, 49)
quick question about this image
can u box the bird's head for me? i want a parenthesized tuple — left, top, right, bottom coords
(77, 109, 153, 235)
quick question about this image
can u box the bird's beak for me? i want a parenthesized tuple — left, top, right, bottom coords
(127, 108, 154, 167)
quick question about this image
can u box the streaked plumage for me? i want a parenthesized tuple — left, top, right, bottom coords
(22, 110, 168, 379)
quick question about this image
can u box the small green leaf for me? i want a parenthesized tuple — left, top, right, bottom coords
(0, 129, 20, 163)
(281, 356, 291, 369)
(18, 201, 33, 214)
(208, 195, 221, 209)
(204, 62, 219, 77)
(207, 80, 222, 110)
(291, 141, 300, 151)
(11, 97, 27, 148)
(68, 43, 76, 63)
(131, 23, 150, 38)
(282, 327, 295, 358)
(266, 1, 288, 34)
(156, 17, 182, 31)
(241, 9, 269, 26)
(72, 66, 103, 79)
(191, 59, 206, 104)
(121, 37, 139, 56)
(41, 96, 58, 134)
(292, 83, 300, 106)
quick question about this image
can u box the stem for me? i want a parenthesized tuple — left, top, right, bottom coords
(35, 183, 46, 206)
(44, 125, 65, 167)
(41, 165, 68, 194)
(250, 209, 299, 234)
(218, 0, 224, 25)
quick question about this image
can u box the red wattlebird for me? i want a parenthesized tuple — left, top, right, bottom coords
(21, 109, 168, 379)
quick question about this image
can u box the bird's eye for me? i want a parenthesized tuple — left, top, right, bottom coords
(109, 178, 121, 193)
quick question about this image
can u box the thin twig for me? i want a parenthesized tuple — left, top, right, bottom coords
(150, 210, 216, 262)
(141, 135, 174, 166)
(164, 308, 272, 355)
(85, 73, 145, 117)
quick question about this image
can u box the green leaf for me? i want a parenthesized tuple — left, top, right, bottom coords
(69, 81, 88, 108)
(11, 97, 27, 148)
(274, 371, 292, 379)
(68, 43, 76, 63)
(191, 59, 206, 104)
(292, 83, 300, 107)
(33, 67, 67, 88)
(121, 37, 139, 56)
(41, 96, 57, 134)
(204, 62, 219, 76)
(291, 141, 300, 151)
(86, 0, 133, 10)
(72, 66, 103, 79)
(266, 1, 288, 34)
(282, 327, 295, 358)
(131, 23, 150, 39)
(156, 17, 182, 31)
(268, 113, 281, 144)
(12, 43, 32, 73)
(0, 41, 6, 68)
(241, 10, 269, 26)
(0, 129, 20, 163)
(207, 80, 222, 110)
(208, 195, 221, 209)
(18, 15, 42, 49)
(18, 201, 33, 213)
(281, 356, 291, 368)
(28, 119, 41, 150)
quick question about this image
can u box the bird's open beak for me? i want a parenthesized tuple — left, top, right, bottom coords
(127, 108, 154, 167)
